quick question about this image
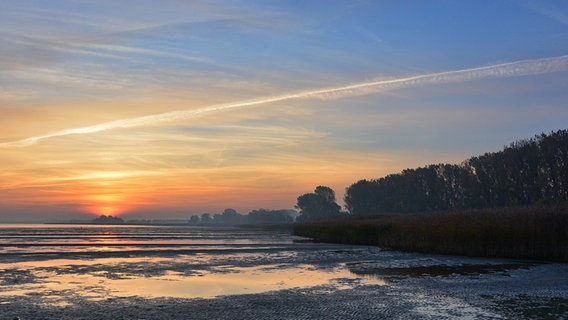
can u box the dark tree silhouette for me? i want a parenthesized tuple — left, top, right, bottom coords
(345, 130, 568, 215)
(91, 215, 124, 224)
(246, 209, 294, 224)
(344, 179, 381, 215)
(201, 213, 213, 224)
(296, 186, 342, 221)
(188, 215, 200, 224)
(213, 208, 244, 225)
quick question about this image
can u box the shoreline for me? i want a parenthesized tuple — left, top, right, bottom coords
(41, 222, 294, 229)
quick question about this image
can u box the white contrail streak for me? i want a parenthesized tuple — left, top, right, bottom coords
(2, 55, 568, 148)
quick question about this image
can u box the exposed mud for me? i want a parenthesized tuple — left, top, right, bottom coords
(348, 262, 536, 278)
(0, 226, 566, 319)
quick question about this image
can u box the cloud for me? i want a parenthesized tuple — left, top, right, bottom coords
(523, 1, 568, 26)
(2, 54, 568, 148)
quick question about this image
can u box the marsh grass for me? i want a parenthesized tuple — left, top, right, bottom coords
(293, 204, 568, 262)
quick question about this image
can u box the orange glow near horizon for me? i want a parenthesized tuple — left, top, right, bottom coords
(1, 1, 568, 223)
(87, 205, 121, 216)
(0, 144, 449, 220)
(84, 191, 140, 217)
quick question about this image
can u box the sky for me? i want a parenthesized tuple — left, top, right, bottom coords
(1, 0, 568, 222)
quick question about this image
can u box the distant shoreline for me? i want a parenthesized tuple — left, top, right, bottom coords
(42, 221, 294, 229)
(43, 221, 188, 226)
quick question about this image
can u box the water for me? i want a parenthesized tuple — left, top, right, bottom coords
(0, 224, 566, 318)
(0, 224, 384, 302)
(0, 224, 294, 255)
(0, 223, 293, 247)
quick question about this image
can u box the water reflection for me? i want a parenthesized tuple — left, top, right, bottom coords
(108, 265, 386, 298)
(0, 261, 386, 302)
(0, 225, 387, 305)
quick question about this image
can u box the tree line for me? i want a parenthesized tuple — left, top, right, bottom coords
(188, 208, 296, 225)
(344, 130, 568, 216)
(295, 130, 568, 220)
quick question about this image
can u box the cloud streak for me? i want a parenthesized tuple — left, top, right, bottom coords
(3, 55, 568, 148)
(522, 1, 568, 26)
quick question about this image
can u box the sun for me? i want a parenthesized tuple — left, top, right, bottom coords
(98, 206, 119, 215)
(84, 194, 129, 217)
(85, 204, 126, 217)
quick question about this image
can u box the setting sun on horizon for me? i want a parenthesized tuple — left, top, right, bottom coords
(1, 1, 568, 222)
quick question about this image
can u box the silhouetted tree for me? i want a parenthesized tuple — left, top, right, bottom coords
(247, 209, 294, 224)
(296, 186, 342, 221)
(344, 179, 381, 215)
(201, 213, 212, 224)
(188, 215, 200, 225)
(92, 215, 124, 224)
(219, 208, 243, 224)
(344, 130, 568, 214)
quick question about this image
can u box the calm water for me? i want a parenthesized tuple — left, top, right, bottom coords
(0, 224, 294, 254)
(0, 224, 384, 301)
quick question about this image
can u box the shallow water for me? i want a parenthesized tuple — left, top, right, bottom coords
(0, 224, 293, 254)
(0, 224, 384, 301)
(0, 224, 566, 319)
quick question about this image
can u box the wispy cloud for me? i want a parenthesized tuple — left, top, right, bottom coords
(523, 1, 568, 26)
(2, 55, 568, 148)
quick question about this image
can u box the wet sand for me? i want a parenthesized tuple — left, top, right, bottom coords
(0, 226, 566, 319)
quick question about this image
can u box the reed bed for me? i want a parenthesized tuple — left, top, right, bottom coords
(293, 204, 568, 262)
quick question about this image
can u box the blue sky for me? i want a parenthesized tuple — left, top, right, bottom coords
(1, 0, 568, 221)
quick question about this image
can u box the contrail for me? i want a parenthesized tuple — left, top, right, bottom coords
(2, 55, 568, 148)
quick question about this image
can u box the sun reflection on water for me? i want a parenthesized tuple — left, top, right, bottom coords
(0, 225, 388, 306)
(105, 265, 386, 298)
(0, 258, 386, 302)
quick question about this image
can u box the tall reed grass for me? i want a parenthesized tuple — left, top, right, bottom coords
(293, 204, 568, 262)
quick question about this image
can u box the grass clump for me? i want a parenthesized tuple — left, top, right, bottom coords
(293, 204, 568, 262)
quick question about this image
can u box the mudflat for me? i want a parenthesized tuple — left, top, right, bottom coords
(0, 225, 566, 319)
